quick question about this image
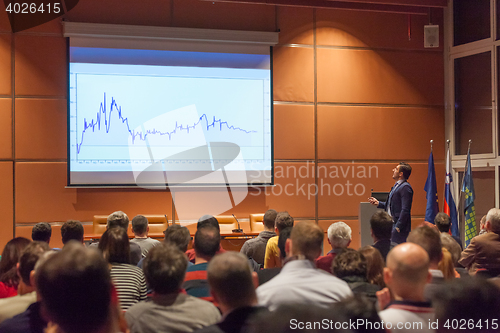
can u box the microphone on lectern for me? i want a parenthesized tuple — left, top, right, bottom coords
(232, 214, 243, 233)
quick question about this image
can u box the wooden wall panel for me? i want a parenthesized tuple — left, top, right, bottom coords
(65, 0, 172, 27)
(317, 162, 445, 218)
(172, 0, 275, 31)
(0, 3, 10, 32)
(0, 162, 13, 250)
(0, 99, 12, 159)
(263, 162, 316, 218)
(273, 46, 314, 102)
(274, 104, 315, 160)
(277, 6, 314, 45)
(15, 99, 66, 159)
(316, 8, 443, 51)
(317, 105, 445, 160)
(0, 34, 11, 96)
(22, 18, 63, 34)
(317, 48, 444, 105)
(15, 162, 173, 223)
(14, 35, 66, 97)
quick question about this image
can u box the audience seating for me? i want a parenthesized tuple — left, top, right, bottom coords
(249, 214, 265, 232)
(92, 214, 168, 238)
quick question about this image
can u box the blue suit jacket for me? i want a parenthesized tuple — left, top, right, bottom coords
(377, 181, 413, 233)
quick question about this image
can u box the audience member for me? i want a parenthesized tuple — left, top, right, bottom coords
(369, 211, 396, 262)
(377, 243, 434, 333)
(434, 212, 462, 249)
(164, 224, 192, 253)
(440, 232, 467, 277)
(90, 211, 142, 265)
(31, 223, 51, 244)
(183, 224, 221, 303)
(264, 211, 294, 269)
(332, 295, 386, 333)
(256, 222, 352, 310)
(98, 228, 147, 311)
(0, 237, 31, 299)
(479, 214, 488, 235)
(196, 252, 266, 333)
(358, 246, 385, 288)
(130, 215, 160, 258)
(0, 242, 50, 323)
(240, 209, 277, 266)
(433, 278, 500, 333)
(332, 249, 380, 303)
(186, 215, 226, 263)
(60, 220, 84, 245)
(246, 303, 350, 333)
(437, 247, 455, 281)
(126, 243, 220, 333)
(315, 222, 351, 273)
(407, 226, 444, 300)
(459, 208, 500, 277)
(257, 227, 292, 286)
(0, 249, 55, 333)
(37, 242, 121, 333)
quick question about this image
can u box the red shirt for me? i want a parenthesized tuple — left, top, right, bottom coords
(315, 252, 337, 274)
(0, 282, 17, 299)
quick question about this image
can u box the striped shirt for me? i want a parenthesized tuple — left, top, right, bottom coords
(110, 263, 147, 311)
(183, 262, 214, 303)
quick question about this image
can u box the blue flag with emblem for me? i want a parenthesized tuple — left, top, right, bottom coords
(461, 148, 476, 247)
(424, 151, 439, 223)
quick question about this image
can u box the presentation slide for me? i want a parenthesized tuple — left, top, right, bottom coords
(68, 48, 273, 186)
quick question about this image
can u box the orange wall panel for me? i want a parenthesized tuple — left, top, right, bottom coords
(14, 35, 66, 97)
(15, 99, 66, 159)
(316, 8, 443, 51)
(172, 0, 275, 31)
(317, 162, 445, 218)
(0, 34, 11, 95)
(273, 46, 314, 102)
(317, 48, 444, 105)
(274, 104, 315, 160)
(15, 162, 174, 223)
(0, 4, 10, 32)
(277, 6, 314, 45)
(65, 0, 172, 27)
(0, 99, 12, 159)
(0, 162, 13, 250)
(317, 105, 445, 161)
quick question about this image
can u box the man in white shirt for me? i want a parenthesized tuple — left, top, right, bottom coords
(256, 221, 352, 310)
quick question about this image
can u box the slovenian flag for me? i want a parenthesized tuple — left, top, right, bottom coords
(444, 145, 459, 239)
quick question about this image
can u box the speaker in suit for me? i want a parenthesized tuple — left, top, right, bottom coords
(369, 163, 413, 244)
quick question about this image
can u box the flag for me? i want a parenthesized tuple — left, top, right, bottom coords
(461, 148, 476, 247)
(444, 145, 459, 239)
(424, 151, 439, 223)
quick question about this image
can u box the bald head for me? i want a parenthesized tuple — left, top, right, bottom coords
(208, 252, 256, 310)
(386, 243, 430, 286)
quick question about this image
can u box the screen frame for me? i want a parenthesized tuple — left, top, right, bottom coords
(66, 43, 274, 188)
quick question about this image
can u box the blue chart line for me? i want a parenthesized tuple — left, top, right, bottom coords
(76, 93, 257, 154)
